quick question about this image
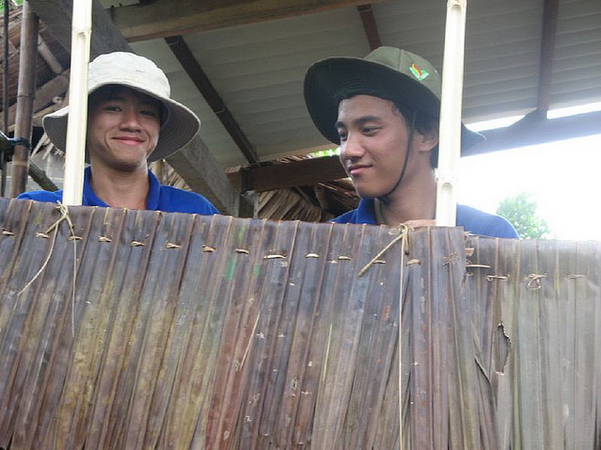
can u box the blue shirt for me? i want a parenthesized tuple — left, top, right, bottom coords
(18, 167, 219, 215)
(333, 199, 519, 238)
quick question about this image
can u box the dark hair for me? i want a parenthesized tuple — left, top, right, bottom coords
(88, 84, 167, 125)
(391, 100, 439, 168)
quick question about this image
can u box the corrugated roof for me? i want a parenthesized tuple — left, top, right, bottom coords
(118, 0, 601, 168)
(3, 0, 601, 201)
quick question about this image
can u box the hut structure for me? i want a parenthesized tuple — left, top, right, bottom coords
(1, 0, 601, 449)
(1, 0, 600, 213)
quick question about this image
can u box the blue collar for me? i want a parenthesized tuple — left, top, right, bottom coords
(82, 167, 160, 209)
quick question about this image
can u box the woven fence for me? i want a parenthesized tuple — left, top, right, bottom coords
(0, 197, 600, 449)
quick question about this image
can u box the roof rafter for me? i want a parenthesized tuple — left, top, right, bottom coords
(536, 0, 559, 117)
(105, 0, 394, 42)
(166, 36, 259, 165)
(357, 4, 382, 50)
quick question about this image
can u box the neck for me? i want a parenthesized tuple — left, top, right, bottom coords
(89, 165, 150, 209)
(377, 167, 437, 227)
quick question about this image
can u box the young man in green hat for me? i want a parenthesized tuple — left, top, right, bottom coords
(18, 52, 219, 215)
(304, 46, 518, 238)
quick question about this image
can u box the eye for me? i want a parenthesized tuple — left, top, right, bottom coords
(103, 104, 122, 112)
(140, 109, 159, 118)
(362, 126, 379, 134)
(337, 129, 348, 141)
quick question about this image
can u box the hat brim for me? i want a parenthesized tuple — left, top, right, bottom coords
(304, 56, 484, 151)
(43, 82, 200, 163)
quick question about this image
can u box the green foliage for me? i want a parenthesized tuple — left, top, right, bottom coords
(0, 0, 22, 13)
(496, 193, 552, 239)
(310, 147, 340, 158)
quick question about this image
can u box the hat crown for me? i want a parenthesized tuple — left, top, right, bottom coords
(88, 52, 171, 98)
(364, 46, 442, 99)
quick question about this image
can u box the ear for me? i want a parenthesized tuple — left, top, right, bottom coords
(414, 126, 439, 153)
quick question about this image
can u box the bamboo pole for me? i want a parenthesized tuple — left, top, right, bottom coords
(2, 0, 9, 196)
(61, 0, 92, 205)
(2, 0, 8, 134)
(435, 0, 468, 226)
(10, 0, 37, 197)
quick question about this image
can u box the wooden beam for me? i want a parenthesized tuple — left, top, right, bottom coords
(37, 35, 64, 74)
(536, 0, 559, 116)
(229, 155, 347, 193)
(166, 36, 259, 164)
(465, 110, 601, 156)
(166, 134, 241, 215)
(3, 70, 69, 129)
(357, 4, 382, 50)
(27, 0, 132, 57)
(105, 0, 393, 42)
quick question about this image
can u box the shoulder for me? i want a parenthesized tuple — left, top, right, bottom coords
(332, 209, 358, 223)
(456, 204, 519, 238)
(158, 185, 219, 215)
(332, 199, 376, 224)
(17, 190, 63, 203)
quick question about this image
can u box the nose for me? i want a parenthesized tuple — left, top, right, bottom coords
(119, 108, 143, 131)
(340, 132, 365, 163)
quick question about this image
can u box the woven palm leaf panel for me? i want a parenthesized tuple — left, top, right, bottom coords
(0, 197, 599, 449)
(464, 236, 601, 449)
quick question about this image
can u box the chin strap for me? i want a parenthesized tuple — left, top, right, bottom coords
(377, 111, 417, 206)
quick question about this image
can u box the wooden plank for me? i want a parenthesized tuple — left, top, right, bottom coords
(108, 0, 394, 42)
(230, 155, 347, 193)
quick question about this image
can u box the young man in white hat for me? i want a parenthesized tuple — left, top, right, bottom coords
(19, 52, 219, 215)
(304, 46, 517, 238)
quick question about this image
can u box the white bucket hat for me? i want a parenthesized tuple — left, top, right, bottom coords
(43, 51, 201, 162)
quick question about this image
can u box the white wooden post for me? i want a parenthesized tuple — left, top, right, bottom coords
(62, 0, 93, 205)
(435, 0, 468, 226)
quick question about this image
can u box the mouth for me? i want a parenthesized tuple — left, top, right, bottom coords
(114, 136, 144, 146)
(347, 163, 372, 177)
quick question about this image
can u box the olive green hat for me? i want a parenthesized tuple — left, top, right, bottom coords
(303, 46, 484, 150)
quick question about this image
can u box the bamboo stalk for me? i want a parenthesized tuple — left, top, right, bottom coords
(62, 0, 92, 206)
(435, 0, 468, 227)
(10, 0, 38, 197)
(2, 0, 8, 135)
(1, 0, 9, 196)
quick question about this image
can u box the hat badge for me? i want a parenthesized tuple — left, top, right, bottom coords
(409, 63, 429, 81)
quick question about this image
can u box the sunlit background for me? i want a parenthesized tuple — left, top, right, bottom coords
(458, 102, 601, 241)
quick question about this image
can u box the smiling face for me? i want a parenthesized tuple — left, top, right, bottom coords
(336, 95, 438, 201)
(86, 86, 162, 172)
